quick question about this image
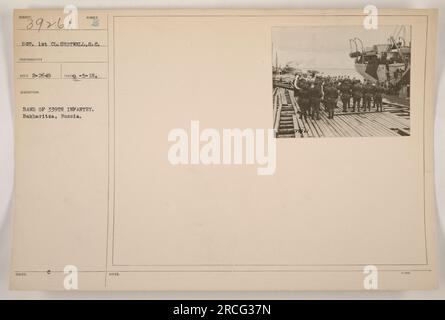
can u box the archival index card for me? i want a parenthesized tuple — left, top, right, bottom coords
(11, 9, 438, 290)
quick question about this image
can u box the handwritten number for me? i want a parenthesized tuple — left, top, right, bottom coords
(35, 18, 44, 31)
(24, 17, 65, 31)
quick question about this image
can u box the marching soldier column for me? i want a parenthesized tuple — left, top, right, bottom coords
(292, 72, 388, 122)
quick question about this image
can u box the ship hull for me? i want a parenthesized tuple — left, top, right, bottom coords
(355, 63, 407, 84)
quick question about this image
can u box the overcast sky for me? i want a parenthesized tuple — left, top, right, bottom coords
(272, 26, 410, 75)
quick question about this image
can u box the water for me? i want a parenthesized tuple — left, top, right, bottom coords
(299, 67, 363, 80)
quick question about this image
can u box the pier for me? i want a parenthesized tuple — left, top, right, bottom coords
(273, 86, 410, 138)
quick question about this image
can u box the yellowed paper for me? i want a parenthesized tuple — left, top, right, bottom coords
(11, 9, 438, 290)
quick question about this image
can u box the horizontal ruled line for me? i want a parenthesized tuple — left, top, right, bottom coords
(15, 45, 108, 47)
(14, 269, 433, 273)
(17, 78, 108, 80)
(16, 61, 108, 63)
(16, 28, 107, 31)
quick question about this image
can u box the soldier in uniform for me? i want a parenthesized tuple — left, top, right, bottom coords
(297, 78, 311, 121)
(351, 80, 363, 112)
(369, 81, 377, 109)
(373, 82, 384, 112)
(324, 80, 339, 119)
(339, 80, 352, 112)
(322, 76, 330, 112)
(309, 80, 323, 120)
(362, 80, 374, 111)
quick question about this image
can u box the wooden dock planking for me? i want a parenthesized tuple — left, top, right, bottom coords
(336, 115, 364, 137)
(315, 114, 334, 137)
(382, 111, 410, 129)
(358, 113, 392, 136)
(273, 88, 410, 138)
(370, 112, 410, 135)
(343, 114, 385, 137)
(366, 113, 404, 136)
(319, 111, 347, 137)
(319, 114, 341, 137)
(360, 114, 398, 136)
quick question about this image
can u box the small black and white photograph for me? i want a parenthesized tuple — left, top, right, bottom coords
(272, 26, 411, 138)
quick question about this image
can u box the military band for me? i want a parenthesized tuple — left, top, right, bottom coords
(292, 72, 388, 121)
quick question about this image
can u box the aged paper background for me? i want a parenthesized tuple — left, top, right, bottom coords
(1, 3, 443, 297)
